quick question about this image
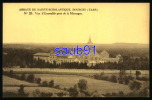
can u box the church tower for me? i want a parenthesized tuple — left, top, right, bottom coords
(87, 36, 93, 45)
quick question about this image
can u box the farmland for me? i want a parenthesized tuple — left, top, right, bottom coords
(3, 74, 131, 96)
(3, 68, 150, 97)
(3, 75, 38, 87)
(3, 68, 149, 75)
(3, 75, 65, 97)
(33, 74, 131, 94)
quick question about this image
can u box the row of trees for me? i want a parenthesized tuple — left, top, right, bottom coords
(30, 58, 149, 70)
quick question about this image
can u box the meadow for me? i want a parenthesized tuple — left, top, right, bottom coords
(3, 75, 65, 97)
(3, 68, 149, 97)
(3, 68, 149, 75)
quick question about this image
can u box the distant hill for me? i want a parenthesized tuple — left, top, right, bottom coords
(3, 43, 149, 49)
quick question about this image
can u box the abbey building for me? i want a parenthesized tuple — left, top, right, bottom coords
(33, 37, 123, 66)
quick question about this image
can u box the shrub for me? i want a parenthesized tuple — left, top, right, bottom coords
(104, 93, 111, 97)
(128, 75, 134, 80)
(109, 75, 117, 83)
(42, 81, 48, 87)
(54, 85, 60, 89)
(3, 92, 17, 97)
(32, 89, 41, 97)
(37, 78, 41, 84)
(118, 91, 124, 96)
(77, 79, 88, 91)
(135, 71, 141, 78)
(118, 80, 124, 84)
(27, 74, 35, 82)
(136, 76, 149, 81)
(10, 70, 13, 75)
(41, 92, 53, 97)
(56, 92, 65, 97)
(18, 84, 28, 97)
(64, 87, 67, 91)
(124, 76, 130, 85)
(139, 87, 149, 97)
(49, 80, 54, 87)
(21, 73, 26, 80)
(68, 87, 79, 97)
(129, 81, 142, 90)
(111, 92, 117, 96)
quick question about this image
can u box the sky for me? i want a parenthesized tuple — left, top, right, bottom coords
(3, 3, 149, 44)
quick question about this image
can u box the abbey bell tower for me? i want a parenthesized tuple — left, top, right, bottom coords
(87, 36, 93, 45)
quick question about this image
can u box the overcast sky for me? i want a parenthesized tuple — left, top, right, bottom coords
(3, 3, 149, 44)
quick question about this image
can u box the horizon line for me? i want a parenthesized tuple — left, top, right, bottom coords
(3, 42, 149, 45)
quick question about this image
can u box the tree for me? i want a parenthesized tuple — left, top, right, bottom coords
(42, 81, 48, 87)
(77, 79, 88, 91)
(129, 81, 142, 90)
(21, 73, 26, 80)
(10, 70, 13, 76)
(27, 74, 35, 82)
(18, 85, 28, 97)
(135, 71, 141, 79)
(139, 87, 149, 97)
(68, 86, 79, 97)
(37, 78, 41, 84)
(109, 75, 117, 83)
(49, 80, 54, 87)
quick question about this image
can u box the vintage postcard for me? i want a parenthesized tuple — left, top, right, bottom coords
(3, 3, 149, 97)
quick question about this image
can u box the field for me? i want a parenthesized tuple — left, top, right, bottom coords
(3, 68, 150, 97)
(3, 75, 65, 97)
(33, 74, 131, 94)
(3, 68, 149, 75)
(3, 75, 38, 87)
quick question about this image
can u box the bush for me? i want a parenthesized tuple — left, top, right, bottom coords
(136, 76, 149, 81)
(68, 87, 79, 97)
(32, 89, 41, 97)
(36, 78, 41, 84)
(21, 73, 26, 80)
(118, 80, 124, 84)
(48, 80, 54, 87)
(124, 76, 130, 85)
(104, 93, 111, 97)
(77, 79, 88, 91)
(18, 84, 28, 97)
(56, 92, 65, 97)
(27, 74, 35, 82)
(129, 81, 142, 90)
(128, 75, 134, 80)
(139, 87, 149, 97)
(41, 81, 48, 87)
(118, 91, 124, 96)
(111, 92, 117, 96)
(101, 76, 109, 81)
(10, 70, 13, 75)
(109, 75, 117, 83)
(41, 92, 53, 97)
(135, 71, 141, 78)
(54, 85, 60, 89)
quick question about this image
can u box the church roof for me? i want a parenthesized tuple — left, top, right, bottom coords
(87, 36, 93, 45)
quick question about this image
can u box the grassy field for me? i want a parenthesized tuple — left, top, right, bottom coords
(34, 74, 131, 94)
(3, 68, 149, 75)
(3, 75, 65, 97)
(3, 75, 38, 87)
(3, 86, 64, 94)
(3, 68, 149, 97)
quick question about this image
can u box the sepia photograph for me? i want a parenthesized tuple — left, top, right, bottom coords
(3, 3, 149, 97)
